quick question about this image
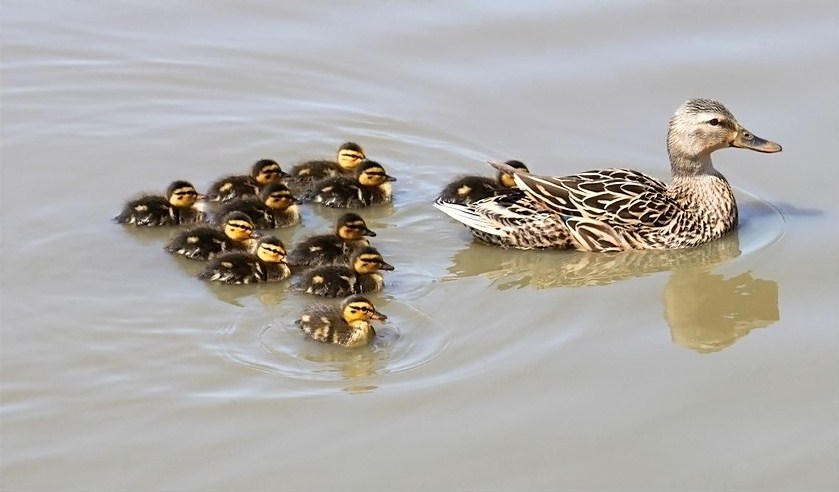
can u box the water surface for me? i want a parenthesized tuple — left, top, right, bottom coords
(2, 1, 838, 490)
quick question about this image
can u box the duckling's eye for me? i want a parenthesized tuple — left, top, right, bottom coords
(708, 118, 720, 126)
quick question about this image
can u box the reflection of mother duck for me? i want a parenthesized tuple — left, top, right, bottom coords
(435, 99, 782, 251)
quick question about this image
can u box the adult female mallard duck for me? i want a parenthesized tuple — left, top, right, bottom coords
(206, 159, 288, 202)
(437, 160, 530, 205)
(304, 159, 396, 208)
(198, 236, 290, 284)
(286, 141, 366, 190)
(434, 99, 782, 252)
(293, 246, 394, 297)
(213, 182, 301, 229)
(114, 180, 206, 226)
(297, 295, 387, 348)
(286, 213, 376, 268)
(164, 211, 256, 260)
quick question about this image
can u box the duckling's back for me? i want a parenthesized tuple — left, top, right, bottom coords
(438, 175, 502, 205)
(294, 264, 360, 297)
(297, 305, 374, 347)
(165, 226, 241, 260)
(287, 234, 369, 268)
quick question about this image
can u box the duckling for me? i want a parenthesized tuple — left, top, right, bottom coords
(286, 213, 376, 268)
(293, 246, 394, 297)
(437, 160, 530, 205)
(206, 159, 288, 202)
(213, 182, 302, 229)
(434, 99, 782, 251)
(198, 236, 290, 284)
(114, 180, 206, 226)
(304, 160, 396, 208)
(297, 295, 387, 348)
(164, 211, 256, 260)
(286, 142, 366, 190)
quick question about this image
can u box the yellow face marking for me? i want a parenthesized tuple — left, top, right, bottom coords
(219, 183, 234, 192)
(256, 244, 286, 263)
(134, 204, 148, 212)
(311, 275, 324, 284)
(337, 151, 366, 171)
(338, 223, 367, 240)
(358, 167, 388, 187)
(224, 220, 255, 241)
(301, 314, 311, 323)
(457, 185, 472, 197)
(187, 236, 200, 244)
(265, 193, 294, 209)
(169, 187, 199, 207)
(354, 254, 384, 273)
(256, 165, 282, 185)
(499, 173, 517, 188)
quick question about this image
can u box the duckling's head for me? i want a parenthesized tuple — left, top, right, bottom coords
(221, 212, 256, 241)
(251, 159, 287, 186)
(350, 246, 395, 274)
(497, 160, 530, 188)
(336, 142, 367, 171)
(667, 99, 782, 174)
(166, 181, 203, 208)
(355, 160, 397, 187)
(259, 182, 300, 210)
(255, 236, 287, 264)
(341, 295, 387, 323)
(336, 213, 376, 240)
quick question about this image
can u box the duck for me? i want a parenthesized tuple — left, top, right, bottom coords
(303, 159, 396, 208)
(286, 141, 366, 190)
(297, 294, 387, 348)
(433, 99, 782, 252)
(437, 159, 531, 205)
(286, 213, 376, 268)
(164, 211, 257, 260)
(198, 236, 290, 284)
(293, 246, 394, 297)
(206, 159, 288, 202)
(114, 180, 206, 226)
(212, 182, 302, 229)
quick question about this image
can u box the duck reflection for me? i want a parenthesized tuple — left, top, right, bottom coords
(664, 269, 778, 353)
(298, 339, 393, 389)
(446, 234, 779, 352)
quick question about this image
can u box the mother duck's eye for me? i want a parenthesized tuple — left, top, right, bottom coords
(708, 118, 720, 126)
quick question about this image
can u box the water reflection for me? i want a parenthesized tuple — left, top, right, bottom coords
(446, 234, 745, 289)
(664, 269, 779, 353)
(446, 234, 780, 352)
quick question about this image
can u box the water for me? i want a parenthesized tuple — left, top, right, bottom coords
(2, 1, 838, 490)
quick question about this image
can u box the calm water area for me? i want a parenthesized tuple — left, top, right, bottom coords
(2, 1, 838, 490)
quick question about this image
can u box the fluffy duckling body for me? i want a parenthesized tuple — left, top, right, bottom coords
(304, 160, 396, 208)
(165, 212, 256, 260)
(286, 142, 366, 190)
(213, 183, 301, 229)
(294, 246, 394, 297)
(434, 99, 782, 252)
(437, 160, 530, 205)
(206, 159, 287, 202)
(297, 295, 387, 348)
(198, 236, 290, 284)
(286, 213, 376, 268)
(115, 180, 206, 226)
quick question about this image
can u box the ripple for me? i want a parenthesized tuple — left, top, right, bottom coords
(218, 296, 449, 392)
